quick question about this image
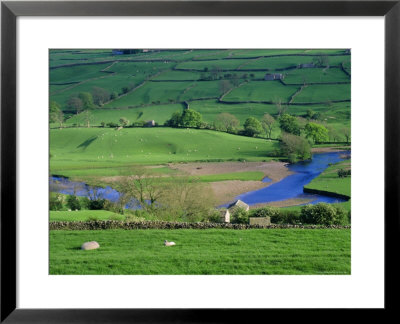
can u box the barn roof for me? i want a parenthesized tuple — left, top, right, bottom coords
(227, 199, 249, 211)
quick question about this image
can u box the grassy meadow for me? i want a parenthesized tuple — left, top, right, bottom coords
(50, 228, 351, 275)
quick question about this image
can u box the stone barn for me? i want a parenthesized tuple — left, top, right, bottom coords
(145, 120, 155, 127)
(227, 199, 250, 213)
(219, 209, 231, 223)
(264, 73, 283, 81)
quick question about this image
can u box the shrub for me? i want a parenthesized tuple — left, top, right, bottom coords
(250, 206, 280, 219)
(338, 169, 351, 178)
(88, 199, 106, 210)
(66, 195, 81, 211)
(206, 210, 222, 223)
(49, 192, 64, 211)
(275, 210, 301, 224)
(87, 215, 99, 222)
(106, 122, 118, 128)
(231, 207, 249, 224)
(300, 203, 348, 225)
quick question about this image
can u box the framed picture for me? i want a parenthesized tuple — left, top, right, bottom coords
(1, 0, 398, 321)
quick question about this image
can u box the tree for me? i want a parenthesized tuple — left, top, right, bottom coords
(110, 91, 118, 100)
(78, 92, 94, 109)
(165, 111, 183, 127)
(180, 109, 202, 128)
(312, 54, 330, 67)
(67, 96, 83, 115)
(244, 117, 263, 137)
(158, 176, 215, 222)
(261, 113, 275, 139)
(49, 101, 64, 128)
(49, 101, 61, 116)
(119, 117, 130, 127)
(214, 112, 240, 133)
(114, 167, 164, 211)
(81, 110, 94, 128)
(219, 80, 232, 95)
(50, 109, 64, 129)
(304, 122, 329, 143)
(91, 86, 110, 106)
(274, 97, 287, 117)
(279, 114, 301, 136)
(280, 133, 311, 163)
(341, 127, 351, 143)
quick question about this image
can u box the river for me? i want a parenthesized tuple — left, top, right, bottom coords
(50, 151, 350, 208)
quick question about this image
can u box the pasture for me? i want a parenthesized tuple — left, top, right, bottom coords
(49, 228, 351, 275)
(50, 127, 280, 177)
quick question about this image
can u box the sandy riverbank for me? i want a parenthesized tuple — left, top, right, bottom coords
(168, 161, 293, 205)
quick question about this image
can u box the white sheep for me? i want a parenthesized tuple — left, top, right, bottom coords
(164, 240, 176, 246)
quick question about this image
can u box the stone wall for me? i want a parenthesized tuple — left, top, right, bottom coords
(49, 220, 350, 231)
(249, 217, 271, 226)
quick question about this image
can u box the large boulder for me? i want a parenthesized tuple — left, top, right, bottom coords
(81, 241, 100, 250)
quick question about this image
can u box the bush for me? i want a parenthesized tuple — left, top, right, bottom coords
(49, 192, 64, 211)
(300, 203, 348, 225)
(250, 206, 280, 219)
(338, 169, 351, 178)
(206, 210, 222, 223)
(66, 195, 81, 211)
(106, 122, 118, 128)
(88, 199, 106, 210)
(231, 207, 249, 224)
(274, 210, 301, 224)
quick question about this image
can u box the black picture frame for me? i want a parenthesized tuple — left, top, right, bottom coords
(1, 0, 399, 322)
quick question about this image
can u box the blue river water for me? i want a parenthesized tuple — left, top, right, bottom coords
(50, 151, 350, 208)
(234, 151, 350, 206)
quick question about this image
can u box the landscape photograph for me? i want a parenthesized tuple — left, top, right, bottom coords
(49, 48, 351, 275)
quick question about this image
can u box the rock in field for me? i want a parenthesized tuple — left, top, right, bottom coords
(81, 241, 100, 250)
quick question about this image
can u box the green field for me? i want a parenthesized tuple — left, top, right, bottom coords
(64, 104, 184, 127)
(50, 127, 280, 177)
(49, 228, 351, 275)
(223, 81, 299, 103)
(103, 81, 193, 108)
(305, 159, 351, 198)
(50, 63, 112, 84)
(50, 210, 125, 222)
(283, 67, 350, 84)
(292, 84, 351, 103)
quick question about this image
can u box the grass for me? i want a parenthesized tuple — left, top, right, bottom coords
(283, 67, 350, 84)
(50, 127, 280, 177)
(103, 81, 193, 108)
(222, 81, 299, 103)
(304, 159, 351, 198)
(196, 171, 265, 182)
(50, 63, 112, 83)
(63, 104, 184, 127)
(291, 84, 350, 103)
(49, 228, 351, 275)
(50, 210, 125, 222)
(175, 59, 249, 71)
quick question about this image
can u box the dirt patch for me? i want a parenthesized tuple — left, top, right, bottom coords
(210, 180, 268, 205)
(311, 147, 350, 153)
(169, 161, 292, 182)
(250, 198, 316, 209)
